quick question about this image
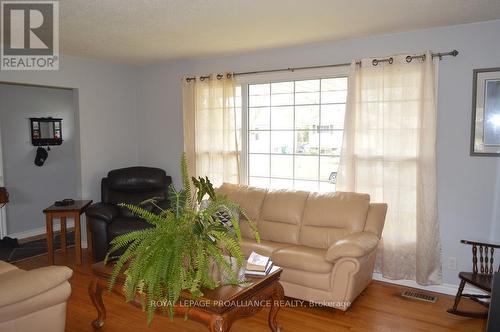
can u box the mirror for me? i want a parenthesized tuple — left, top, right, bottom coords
(39, 122, 54, 139)
(30, 117, 63, 146)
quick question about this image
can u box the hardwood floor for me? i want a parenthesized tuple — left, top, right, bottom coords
(14, 249, 486, 332)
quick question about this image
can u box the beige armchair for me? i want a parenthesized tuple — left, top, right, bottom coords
(0, 261, 73, 332)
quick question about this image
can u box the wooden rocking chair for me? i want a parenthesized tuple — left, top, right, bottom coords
(447, 239, 500, 318)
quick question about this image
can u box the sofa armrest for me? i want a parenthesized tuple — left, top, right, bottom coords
(0, 266, 73, 307)
(85, 203, 119, 223)
(326, 232, 380, 263)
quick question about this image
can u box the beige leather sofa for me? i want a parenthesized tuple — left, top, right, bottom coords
(0, 261, 73, 332)
(217, 183, 387, 310)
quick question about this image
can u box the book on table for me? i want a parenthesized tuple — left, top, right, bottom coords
(246, 251, 270, 272)
(245, 261, 276, 276)
(245, 251, 278, 276)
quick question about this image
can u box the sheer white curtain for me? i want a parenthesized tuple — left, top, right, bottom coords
(337, 51, 441, 285)
(183, 73, 241, 186)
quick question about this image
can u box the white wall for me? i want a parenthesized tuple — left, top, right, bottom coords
(0, 55, 139, 240)
(136, 19, 500, 286)
(490, 160, 500, 244)
(0, 84, 78, 235)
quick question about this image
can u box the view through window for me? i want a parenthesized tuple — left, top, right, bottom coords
(247, 77, 347, 192)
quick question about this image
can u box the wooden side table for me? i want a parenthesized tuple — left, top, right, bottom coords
(43, 200, 92, 265)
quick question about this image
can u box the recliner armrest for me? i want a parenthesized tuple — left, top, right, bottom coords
(85, 203, 119, 223)
(326, 232, 380, 263)
(0, 266, 73, 307)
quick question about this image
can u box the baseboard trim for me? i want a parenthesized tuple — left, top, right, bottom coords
(372, 273, 486, 296)
(8, 221, 75, 239)
(7, 221, 88, 249)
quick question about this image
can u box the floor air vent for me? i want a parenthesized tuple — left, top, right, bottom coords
(401, 289, 438, 303)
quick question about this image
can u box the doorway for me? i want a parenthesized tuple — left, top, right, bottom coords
(0, 126, 5, 238)
(0, 82, 79, 238)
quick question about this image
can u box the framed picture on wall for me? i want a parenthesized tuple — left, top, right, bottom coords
(471, 67, 500, 156)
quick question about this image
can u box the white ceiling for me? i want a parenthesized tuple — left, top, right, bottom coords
(59, 0, 500, 65)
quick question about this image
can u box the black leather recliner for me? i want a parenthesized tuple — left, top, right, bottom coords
(86, 167, 171, 262)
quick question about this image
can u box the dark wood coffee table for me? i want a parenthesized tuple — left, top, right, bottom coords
(89, 261, 284, 332)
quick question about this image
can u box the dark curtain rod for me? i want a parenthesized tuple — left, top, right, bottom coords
(185, 49, 459, 82)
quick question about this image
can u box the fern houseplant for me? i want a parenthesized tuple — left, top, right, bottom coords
(106, 154, 259, 324)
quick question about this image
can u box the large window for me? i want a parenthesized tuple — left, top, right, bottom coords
(245, 77, 347, 192)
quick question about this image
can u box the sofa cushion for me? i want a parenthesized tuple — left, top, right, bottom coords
(271, 245, 332, 274)
(0, 282, 71, 324)
(217, 183, 267, 221)
(106, 190, 167, 218)
(325, 232, 380, 262)
(107, 217, 153, 242)
(259, 189, 309, 244)
(217, 183, 267, 239)
(107, 167, 167, 192)
(257, 221, 299, 245)
(280, 268, 332, 291)
(0, 265, 73, 308)
(239, 238, 293, 258)
(261, 189, 309, 225)
(363, 203, 388, 237)
(0, 260, 18, 275)
(299, 227, 350, 251)
(299, 191, 370, 249)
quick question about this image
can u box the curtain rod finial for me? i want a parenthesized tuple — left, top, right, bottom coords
(451, 50, 459, 57)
